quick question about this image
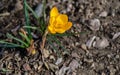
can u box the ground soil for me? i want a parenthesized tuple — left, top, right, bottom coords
(0, 0, 120, 75)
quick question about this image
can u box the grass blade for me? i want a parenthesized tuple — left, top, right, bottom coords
(23, 26, 38, 30)
(42, 0, 46, 21)
(6, 33, 29, 47)
(0, 40, 24, 48)
(23, 26, 43, 33)
(19, 32, 30, 44)
(24, 0, 32, 39)
(39, 18, 46, 34)
(25, 2, 39, 19)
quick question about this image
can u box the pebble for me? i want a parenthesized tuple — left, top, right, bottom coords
(35, 3, 43, 18)
(99, 11, 108, 17)
(115, 55, 119, 59)
(81, 44, 87, 50)
(15, 1, 23, 11)
(86, 36, 96, 49)
(112, 32, 120, 40)
(34, 63, 38, 70)
(89, 19, 101, 31)
(94, 37, 109, 49)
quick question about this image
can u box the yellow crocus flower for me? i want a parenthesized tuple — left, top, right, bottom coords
(48, 7, 72, 34)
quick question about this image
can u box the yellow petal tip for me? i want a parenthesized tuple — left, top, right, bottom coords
(50, 7, 59, 17)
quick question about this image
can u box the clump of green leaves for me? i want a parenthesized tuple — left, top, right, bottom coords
(0, 0, 46, 50)
(0, 33, 30, 48)
(0, 1, 31, 48)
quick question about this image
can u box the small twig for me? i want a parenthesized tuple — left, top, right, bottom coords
(0, 54, 12, 63)
(0, 12, 10, 17)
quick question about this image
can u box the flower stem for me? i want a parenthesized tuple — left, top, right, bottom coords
(41, 29, 48, 50)
(40, 29, 49, 65)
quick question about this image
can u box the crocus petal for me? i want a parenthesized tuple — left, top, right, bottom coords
(50, 7, 59, 17)
(64, 22, 72, 30)
(54, 28, 65, 33)
(48, 26, 56, 34)
(49, 17, 56, 25)
(56, 14, 68, 25)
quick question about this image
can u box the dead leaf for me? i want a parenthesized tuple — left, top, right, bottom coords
(15, 1, 23, 11)
(49, 63, 58, 71)
(44, 62, 49, 70)
(50, 55, 56, 61)
(71, 52, 80, 58)
(38, 62, 43, 71)
(20, 28, 27, 37)
(56, 65, 69, 75)
(11, 25, 20, 35)
(23, 63, 31, 71)
(81, 44, 89, 53)
(43, 49, 50, 58)
(27, 40, 36, 55)
(55, 58, 63, 65)
(68, 59, 79, 71)
(67, 59, 79, 74)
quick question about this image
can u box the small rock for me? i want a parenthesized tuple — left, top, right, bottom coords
(89, 19, 101, 31)
(99, 11, 108, 17)
(101, 72, 106, 75)
(35, 3, 43, 18)
(112, 32, 120, 40)
(34, 63, 38, 70)
(115, 55, 119, 59)
(94, 37, 109, 49)
(108, 65, 116, 75)
(71, 52, 80, 58)
(75, 42, 80, 46)
(15, 1, 23, 11)
(81, 44, 87, 50)
(107, 54, 112, 58)
(31, 33, 39, 38)
(14, 52, 21, 61)
(23, 63, 31, 71)
(91, 63, 95, 69)
(86, 36, 96, 49)
(50, 55, 56, 61)
(11, 25, 20, 35)
(67, 4, 72, 12)
(84, 58, 93, 63)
